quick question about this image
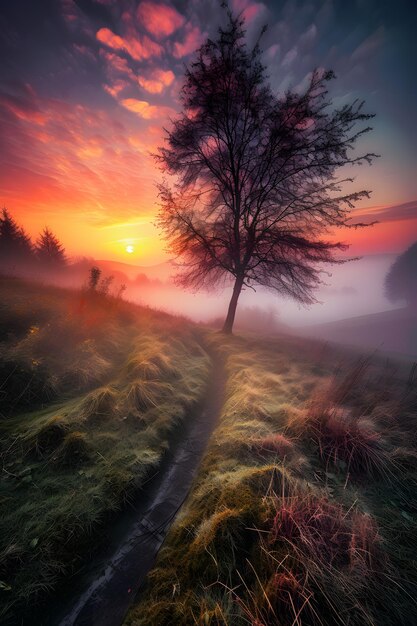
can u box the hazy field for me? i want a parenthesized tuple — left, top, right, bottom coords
(1, 278, 416, 625)
(0, 277, 209, 623)
(125, 332, 417, 625)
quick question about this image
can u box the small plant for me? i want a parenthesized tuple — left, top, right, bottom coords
(98, 274, 114, 296)
(79, 386, 118, 422)
(88, 266, 101, 290)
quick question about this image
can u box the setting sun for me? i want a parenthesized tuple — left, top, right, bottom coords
(126, 245, 135, 254)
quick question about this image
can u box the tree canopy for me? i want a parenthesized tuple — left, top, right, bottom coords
(157, 10, 376, 333)
(385, 242, 417, 310)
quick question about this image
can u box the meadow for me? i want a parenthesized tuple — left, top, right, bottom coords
(125, 332, 417, 625)
(0, 277, 416, 625)
(0, 277, 210, 623)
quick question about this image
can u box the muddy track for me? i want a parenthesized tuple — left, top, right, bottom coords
(47, 349, 224, 626)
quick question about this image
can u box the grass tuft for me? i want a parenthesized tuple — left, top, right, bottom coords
(297, 395, 390, 479)
(52, 431, 91, 467)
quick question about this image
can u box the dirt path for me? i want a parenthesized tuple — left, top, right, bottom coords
(52, 350, 224, 626)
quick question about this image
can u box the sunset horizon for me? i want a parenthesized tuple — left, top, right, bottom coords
(1, 0, 416, 265)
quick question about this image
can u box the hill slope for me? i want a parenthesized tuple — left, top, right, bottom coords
(0, 277, 210, 624)
(301, 307, 417, 358)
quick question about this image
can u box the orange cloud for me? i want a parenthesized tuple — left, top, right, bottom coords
(137, 1, 185, 38)
(96, 27, 162, 61)
(0, 82, 168, 263)
(121, 98, 175, 119)
(96, 27, 125, 51)
(138, 69, 175, 94)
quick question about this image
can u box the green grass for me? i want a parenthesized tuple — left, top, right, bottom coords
(0, 278, 210, 622)
(125, 332, 417, 626)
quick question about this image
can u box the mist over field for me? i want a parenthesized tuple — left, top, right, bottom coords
(124, 253, 397, 325)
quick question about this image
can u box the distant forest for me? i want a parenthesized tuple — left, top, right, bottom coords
(0, 208, 67, 272)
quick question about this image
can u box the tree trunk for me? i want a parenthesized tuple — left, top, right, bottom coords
(222, 274, 244, 334)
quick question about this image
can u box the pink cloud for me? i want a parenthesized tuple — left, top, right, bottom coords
(137, 1, 185, 38)
(351, 201, 417, 225)
(104, 79, 131, 99)
(60, 0, 78, 23)
(121, 98, 175, 120)
(173, 24, 205, 58)
(231, 0, 267, 24)
(138, 69, 175, 94)
(96, 27, 162, 61)
(242, 3, 266, 23)
(0, 85, 163, 232)
(100, 51, 135, 79)
(96, 28, 125, 51)
(0, 92, 48, 126)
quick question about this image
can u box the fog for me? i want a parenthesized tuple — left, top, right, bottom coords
(4, 248, 415, 356)
(126, 254, 400, 328)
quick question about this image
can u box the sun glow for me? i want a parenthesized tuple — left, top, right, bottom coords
(126, 245, 135, 254)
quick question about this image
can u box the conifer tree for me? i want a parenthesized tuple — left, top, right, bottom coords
(0, 209, 33, 269)
(35, 227, 67, 268)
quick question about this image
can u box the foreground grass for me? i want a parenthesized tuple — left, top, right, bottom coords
(0, 278, 210, 622)
(125, 332, 417, 625)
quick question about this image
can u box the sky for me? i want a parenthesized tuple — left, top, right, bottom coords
(0, 0, 416, 265)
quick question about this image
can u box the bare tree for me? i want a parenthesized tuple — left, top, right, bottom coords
(385, 242, 417, 311)
(157, 10, 376, 333)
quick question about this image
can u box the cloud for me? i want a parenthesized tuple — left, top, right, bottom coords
(137, 69, 175, 94)
(96, 27, 162, 61)
(352, 201, 417, 225)
(121, 98, 175, 119)
(243, 3, 267, 24)
(351, 26, 385, 62)
(103, 79, 131, 98)
(0, 91, 48, 126)
(100, 50, 134, 78)
(173, 24, 205, 58)
(231, 0, 267, 24)
(137, 1, 185, 38)
(0, 82, 161, 232)
(282, 46, 297, 67)
(96, 27, 126, 51)
(266, 43, 280, 59)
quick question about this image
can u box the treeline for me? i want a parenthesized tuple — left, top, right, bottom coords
(0, 208, 67, 272)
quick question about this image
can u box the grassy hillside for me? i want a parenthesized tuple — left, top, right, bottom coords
(1, 277, 416, 625)
(125, 333, 417, 626)
(0, 278, 210, 623)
